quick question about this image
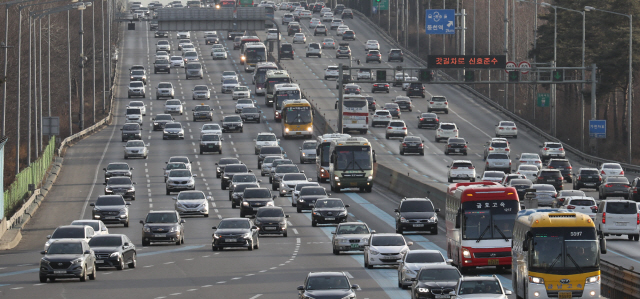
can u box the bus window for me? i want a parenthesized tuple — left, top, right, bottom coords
(284, 106, 311, 124)
(335, 146, 372, 170)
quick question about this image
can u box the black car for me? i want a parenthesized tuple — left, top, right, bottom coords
(341, 9, 353, 18)
(121, 123, 142, 142)
(91, 195, 131, 227)
(288, 24, 301, 36)
(333, 4, 345, 15)
(140, 210, 185, 246)
(39, 240, 96, 283)
(444, 137, 468, 155)
(384, 103, 401, 118)
(297, 272, 359, 299)
(104, 176, 136, 200)
(372, 82, 390, 93)
(296, 186, 329, 212)
(149, 21, 158, 30)
(154, 30, 168, 38)
(280, 43, 295, 59)
(192, 105, 213, 121)
(535, 169, 564, 190)
(230, 183, 260, 208)
(406, 82, 425, 98)
(211, 218, 260, 251)
(417, 113, 439, 129)
(240, 188, 275, 217)
(241, 106, 260, 123)
(365, 50, 382, 63)
(152, 114, 174, 130)
(342, 30, 355, 40)
(311, 198, 349, 226)
(222, 115, 244, 133)
(153, 58, 170, 74)
(103, 162, 133, 183)
(88, 234, 137, 270)
(258, 146, 284, 169)
(508, 178, 533, 199)
(400, 136, 424, 155)
(215, 157, 241, 178)
(343, 84, 361, 95)
(363, 95, 376, 111)
(410, 264, 461, 299)
(547, 158, 573, 182)
(388, 48, 404, 62)
(312, 3, 324, 12)
(221, 164, 250, 190)
(394, 198, 439, 234)
(573, 167, 602, 190)
(394, 97, 413, 111)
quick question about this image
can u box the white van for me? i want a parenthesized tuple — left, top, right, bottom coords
(596, 199, 639, 241)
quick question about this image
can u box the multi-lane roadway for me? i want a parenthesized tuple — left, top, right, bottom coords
(0, 6, 636, 299)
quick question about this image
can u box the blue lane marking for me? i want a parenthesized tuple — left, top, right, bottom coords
(403, 163, 408, 167)
(395, 157, 401, 161)
(607, 249, 640, 265)
(0, 268, 39, 278)
(269, 127, 273, 131)
(0, 284, 11, 287)
(348, 213, 355, 217)
(387, 151, 392, 154)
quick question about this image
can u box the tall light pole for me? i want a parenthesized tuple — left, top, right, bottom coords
(585, 6, 633, 163)
(92, 1, 96, 124)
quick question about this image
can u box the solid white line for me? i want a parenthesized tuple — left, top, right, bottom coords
(249, 295, 263, 299)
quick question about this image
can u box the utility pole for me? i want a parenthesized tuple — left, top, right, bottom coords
(79, 7, 85, 131)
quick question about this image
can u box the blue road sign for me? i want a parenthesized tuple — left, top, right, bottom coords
(589, 120, 606, 139)
(425, 9, 455, 35)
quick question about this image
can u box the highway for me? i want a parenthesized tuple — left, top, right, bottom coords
(0, 6, 635, 299)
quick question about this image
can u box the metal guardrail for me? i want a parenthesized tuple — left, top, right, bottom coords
(351, 9, 640, 174)
(601, 260, 640, 299)
(5, 189, 41, 230)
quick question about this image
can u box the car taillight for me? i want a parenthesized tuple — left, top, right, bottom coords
(509, 162, 512, 166)
(486, 162, 490, 165)
(620, 170, 625, 175)
(470, 166, 475, 169)
(637, 213, 639, 225)
(633, 187, 638, 193)
(444, 102, 448, 105)
(605, 184, 612, 187)
(505, 148, 509, 151)
(420, 118, 425, 121)
(567, 205, 576, 209)
(578, 175, 582, 180)
(448, 145, 452, 148)
(602, 212, 606, 224)
(366, 117, 369, 123)
(548, 166, 554, 169)
(402, 143, 407, 146)
(559, 148, 564, 151)
(464, 145, 468, 148)
(538, 177, 543, 180)
(489, 147, 494, 150)
(567, 166, 572, 169)
(430, 102, 434, 104)
(591, 206, 598, 212)
(544, 147, 549, 150)
(402, 127, 407, 130)
(451, 167, 458, 169)
(599, 176, 602, 181)
(453, 129, 458, 132)
(388, 126, 393, 129)
(385, 84, 389, 87)
(535, 161, 541, 164)
(512, 127, 517, 130)
(601, 170, 606, 175)
(499, 127, 504, 130)
(418, 144, 423, 148)
(435, 119, 439, 122)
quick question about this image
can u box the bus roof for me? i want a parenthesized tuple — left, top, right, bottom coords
(447, 181, 501, 194)
(331, 137, 370, 146)
(318, 134, 351, 144)
(283, 99, 309, 105)
(245, 42, 265, 48)
(453, 185, 519, 202)
(516, 211, 595, 228)
(266, 70, 289, 77)
(274, 83, 299, 90)
(256, 62, 277, 69)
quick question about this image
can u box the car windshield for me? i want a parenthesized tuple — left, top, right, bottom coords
(232, 183, 258, 193)
(559, 191, 585, 197)
(371, 235, 405, 246)
(185, 52, 197, 57)
(165, 123, 181, 129)
(389, 122, 404, 127)
(306, 276, 350, 290)
(130, 82, 144, 88)
(337, 224, 369, 234)
(71, 221, 100, 231)
(284, 174, 306, 181)
(568, 199, 596, 206)
(107, 164, 128, 170)
(145, 213, 178, 223)
(300, 187, 326, 196)
(107, 177, 131, 185)
(223, 71, 236, 76)
(169, 170, 191, 177)
(492, 142, 508, 148)
(234, 86, 249, 92)
(194, 86, 208, 91)
(202, 134, 220, 141)
(606, 177, 629, 183)
(123, 124, 139, 130)
(177, 192, 205, 200)
(203, 124, 220, 131)
(440, 124, 455, 130)
(261, 147, 282, 154)
(533, 184, 556, 192)
(284, 106, 312, 125)
(155, 59, 168, 64)
(400, 201, 434, 212)
(302, 142, 316, 149)
(219, 158, 240, 165)
(186, 64, 201, 69)
(418, 268, 460, 281)
(242, 107, 258, 113)
(376, 111, 389, 115)
(452, 162, 473, 168)
(158, 83, 172, 88)
(224, 116, 242, 122)
(132, 70, 144, 75)
(511, 179, 532, 186)
(244, 189, 271, 198)
(170, 56, 182, 61)
(166, 163, 187, 170)
(501, 122, 515, 126)
(276, 165, 299, 173)
(166, 100, 181, 105)
(129, 102, 143, 107)
(603, 164, 622, 169)
(405, 252, 445, 263)
(96, 196, 125, 206)
(606, 202, 637, 213)
(458, 280, 503, 295)
(47, 242, 84, 254)
(233, 175, 257, 182)
(126, 141, 145, 148)
(225, 165, 248, 172)
(158, 41, 169, 45)
(218, 220, 251, 229)
(484, 172, 505, 178)
(51, 228, 85, 239)
(237, 99, 253, 105)
(194, 106, 210, 111)
(488, 154, 509, 160)
(519, 165, 538, 171)
(521, 153, 539, 159)
(256, 208, 284, 217)
(546, 143, 562, 148)
(88, 236, 122, 247)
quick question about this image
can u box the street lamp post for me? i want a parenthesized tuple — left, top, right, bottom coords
(585, 6, 633, 163)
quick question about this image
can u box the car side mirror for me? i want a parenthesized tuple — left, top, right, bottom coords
(370, 230, 376, 234)
(285, 215, 290, 218)
(449, 291, 456, 296)
(207, 196, 212, 200)
(46, 235, 51, 239)
(250, 215, 256, 219)
(272, 195, 277, 199)
(351, 284, 359, 290)
(252, 226, 258, 230)
(139, 220, 145, 224)
(193, 174, 198, 177)
(124, 242, 130, 247)
(84, 250, 92, 254)
(394, 209, 399, 213)
(446, 165, 450, 168)
(298, 147, 302, 150)
(180, 219, 186, 224)
(505, 290, 512, 295)
(172, 197, 177, 200)
(103, 168, 106, 171)
(215, 163, 219, 165)
(407, 242, 413, 246)
(297, 286, 305, 291)
(435, 208, 441, 213)
(90, 203, 95, 206)
(212, 226, 217, 230)
(446, 259, 453, 264)
(344, 204, 350, 208)
(40, 250, 46, 255)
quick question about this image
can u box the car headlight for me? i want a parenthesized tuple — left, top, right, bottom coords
(369, 249, 380, 255)
(339, 210, 347, 216)
(429, 216, 438, 222)
(585, 275, 600, 284)
(213, 233, 220, 239)
(362, 238, 369, 243)
(119, 208, 127, 214)
(254, 219, 261, 225)
(418, 288, 429, 293)
(400, 217, 407, 223)
(307, 127, 312, 132)
(242, 232, 252, 238)
(105, 187, 112, 192)
(143, 226, 151, 233)
(400, 248, 409, 255)
(170, 226, 180, 233)
(280, 221, 287, 227)
(242, 202, 250, 207)
(321, 168, 325, 173)
(284, 127, 289, 132)
(70, 258, 82, 265)
(302, 152, 306, 157)
(41, 257, 50, 265)
(367, 175, 373, 181)
(462, 248, 471, 258)
(334, 176, 340, 181)
(109, 252, 121, 258)
(153, 122, 158, 125)
(405, 268, 417, 275)
(266, 202, 274, 207)
(127, 187, 135, 192)
(529, 276, 545, 284)
(223, 176, 229, 179)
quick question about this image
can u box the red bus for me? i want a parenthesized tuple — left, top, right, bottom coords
(446, 181, 501, 195)
(219, 0, 236, 8)
(445, 184, 520, 272)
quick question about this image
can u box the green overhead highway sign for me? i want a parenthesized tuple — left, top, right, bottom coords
(553, 70, 563, 82)
(372, 0, 389, 11)
(537, 93, 550, 107)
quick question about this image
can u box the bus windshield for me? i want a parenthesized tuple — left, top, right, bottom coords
(461, 200, 519, 241)
(530, 227, 599, 274)
(245, 48, 266, 64)
(335, 146, 372, 171)
(276, 90, 301, 109)
(284, 106, 311, 124)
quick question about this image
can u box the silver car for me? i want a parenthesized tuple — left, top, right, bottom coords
(235, 99, 255, 114)
(221, 71, 238, 82)
(292, 33, 306, 43)
(173, 190, 210, 217)
(164, 99, 184, 115)
(385, 120, 407, 139)
(123, 140, 149, 159)
(163, 122, 185, 140)
(156, 39, 170, 52)
(232, 86, 251, 100)
(599, 176, 630, 199)
(279, 173, 310, 197)
(128, 81, 145, 98)
(165, 169, 197, 195)
(183, 51, 199, 63)
(299, 140, 317, 164)
(222, 79, 239, 93)
(485, 153, 511, 173)
(260, 156, 282, 177)
(185, 62, 203, 79)
(156, 82, 175, 99)
(192, 85, 211, 100)
(332, 222, 374, 254)
(126, 101, 146, 116)
(163, 162, 188, 182)
(529, 184, 558, 207)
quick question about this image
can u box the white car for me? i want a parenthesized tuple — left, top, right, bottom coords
(427, 95, 449, 113)
(176, 31, 191, 39)
(516, 164, 540, 181)
(155, 51, 170, 61)
(330, 19, 343, 29)
(309, 18, 321, 28)
(336, 25, 349, 36)
(156, 40, 170, 52)
(364, 233, 412, 268)
(292, 33, 306, 44)
(125, 107, 143, 125)
(365, 40, 380, 51)
(324, 65, 339, 80)
(480, 171, 506, 183)
(221, 71, 238, 82)
(210, 48, 228, 60)
(164, 99, 184, 115)
(70, 220, 108, 236)
(279, 173, 310, 197)
(123, 140, 149, 159)
(126, 101, 146, 116)
(517, 153, 543, 169)
(254, 132, 279, 154)
(177, 39, 191, 50)
(599, 162, 624, 179)
(447, 160, 476, 182)
(385, 120, 407, 139)
(483, 138, 511, 159)
(44, 225, 95, 251)
(539, 142, 566, 161)
(560, 196, 597, 219)
(371, 109, 392, 127)
(170, 56, 185, 67)
(211, 44, 225, 51)
(321, 38, 336, 49)
(266, 28, 280, 40)
(495, 120, 518, 138)
(200, 123, 222, 138)
(321, 12, 333, 22)
(235, 99, 255, 114)
(435, 123, 458, 142)
(180, 44, 196, 55)
(173, 190, 210, 217)
(320, 7, 331, 14)
(168, 156, 192, 171)
(232, 86, 251, 100)
(357, 69, 371, 80)
(299, 10, 312, 18)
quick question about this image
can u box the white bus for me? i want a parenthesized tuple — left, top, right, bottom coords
(335, 95, 369, 134)
(273, 83, 300, 122)
(242, 42, 267, 72)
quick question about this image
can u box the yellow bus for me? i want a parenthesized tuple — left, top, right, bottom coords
(512, 211, 606, 299)
(281, 99, 312, 139)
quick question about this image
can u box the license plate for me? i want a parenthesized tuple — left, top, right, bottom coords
(616, 222, 627, 226)
(350, 243, 359, 248)
(54, 270, 67, 274)
(154, 234, 166, 237)
(247, 117, 253, 119)
(229, 126, 235, 129)
(350, 182, 357, 186)
(455, 149, 460, 152)
(208, 145, 214, 148)
(488, 259, 500, 265)
(95, 260, 104, 264)
(265, 227, 277, 230)
(105, 216, 116, 219)
(225, 238, 237, 242)
(615, 191, 624, 193)
(585, 183, 595, 186)
(325, 217, 335, 221)
(381, 257, 396, 261)
(351, 121, 357, 124)
(296, 132, 301, 135)
(435, 296, 450, 299)
(558, 291, 573, 299)
(413, 224, 424, 227)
